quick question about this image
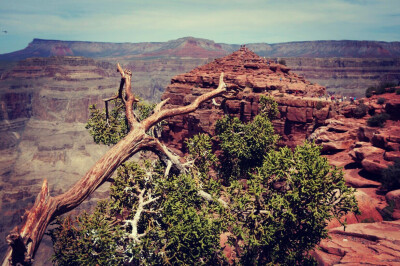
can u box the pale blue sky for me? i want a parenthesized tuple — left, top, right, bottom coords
(1, 0, 399, 54)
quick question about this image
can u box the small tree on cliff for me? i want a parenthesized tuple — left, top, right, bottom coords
(49, 93, 358, 265)
(2, 66, 232, 265)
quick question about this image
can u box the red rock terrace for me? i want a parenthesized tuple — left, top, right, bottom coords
(161, 46, 327, 152)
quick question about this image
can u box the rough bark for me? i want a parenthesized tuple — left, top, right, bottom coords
(2, 66, 228, 266)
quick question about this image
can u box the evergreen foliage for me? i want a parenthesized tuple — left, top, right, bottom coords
(367, 113, 390, 127)
(278, 59, 287, 66)
(353, 103, 368, 118)
(226, 142, 358, 264)
(316, 101, 324, 110)
(381, 160, 400, 190)
(365, 82, 397, 98)
(50, 161, 226, 265)
(215, 114, 278, 182)
(377, 97, 386, 104)
(259, 95, 279, 120)
(50, 95, 358, 265)
(85, 98, 157, 145)
(49, 202, 126, 265)
(85, 99, 129, 145)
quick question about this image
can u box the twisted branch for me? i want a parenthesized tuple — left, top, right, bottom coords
(2, 67, 230, 265)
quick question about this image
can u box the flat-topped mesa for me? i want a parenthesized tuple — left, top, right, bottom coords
(161, 47, 328, 152)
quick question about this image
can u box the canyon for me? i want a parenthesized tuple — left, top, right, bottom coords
(1, 38, 400, 264)
(1, 37, 400, 102)
(0, 56, 118, 261)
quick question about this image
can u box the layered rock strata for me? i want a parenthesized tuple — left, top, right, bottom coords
(283, 57, 400, 97)
(161, 46, 327, 152)
(309, 92, 400, 231)
(3, 37, 400, 100)
(0, 56, 119, 259)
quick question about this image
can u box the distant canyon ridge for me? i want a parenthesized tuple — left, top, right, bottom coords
(1, 37, 400, 101)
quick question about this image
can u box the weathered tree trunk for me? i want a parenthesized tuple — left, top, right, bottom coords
(2, 65, 228, 266)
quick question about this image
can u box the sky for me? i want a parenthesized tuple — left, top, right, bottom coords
(0, 0, 399, 54)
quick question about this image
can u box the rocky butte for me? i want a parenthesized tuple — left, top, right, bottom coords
(161, 46, 326, 152)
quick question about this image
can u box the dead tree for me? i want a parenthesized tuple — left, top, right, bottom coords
(2, 64, 230, 266)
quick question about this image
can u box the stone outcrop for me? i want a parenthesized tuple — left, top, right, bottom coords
(313, 220, 400, 265)
(309, 92, 400, 228)
(311, 93, 400, 173)
(161, 46, 327, 152)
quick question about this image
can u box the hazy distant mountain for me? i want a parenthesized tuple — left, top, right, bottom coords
(1, 37, 400, 61)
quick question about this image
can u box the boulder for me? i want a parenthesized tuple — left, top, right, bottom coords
(361, 158, 392, 175)
(308, 118, 364, 153)
(357, 126, 379, 142)
(350, 143, 385, 162)
(344, 168, 381, 188)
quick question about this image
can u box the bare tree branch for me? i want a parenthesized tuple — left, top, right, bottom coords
(212, 98, 221, 107)
(154, 98, 170, 113)
(197, 190, 228, 208)
(116, 63, 139, 127)
(123, 188, 160, 243)
(142, 73, 226, 131)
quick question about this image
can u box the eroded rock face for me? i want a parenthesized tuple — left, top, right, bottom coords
(285, 57, 400, 98)
(313, 220, 400, 265)
(309, 92, 400, 232)
(310, 93, 400, 177)
(161, 47, 327, 152)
